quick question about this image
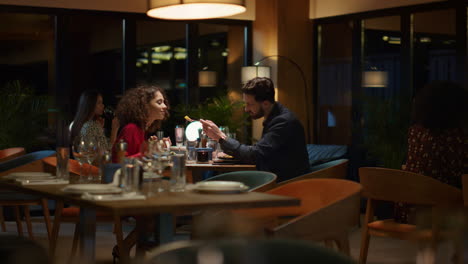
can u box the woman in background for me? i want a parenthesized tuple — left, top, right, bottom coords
(71, 90, 119, 151)
(395, 81, 468, 223)
(112, 84, 170, 160)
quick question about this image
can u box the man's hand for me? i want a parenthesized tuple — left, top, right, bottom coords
(200, 119, 226, 142)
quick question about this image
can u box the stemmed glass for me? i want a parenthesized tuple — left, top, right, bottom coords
(72, 136, 88, 183)
(84, 138, 98, 182)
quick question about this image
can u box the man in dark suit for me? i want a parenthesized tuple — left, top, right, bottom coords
(201, 77, 309, 182)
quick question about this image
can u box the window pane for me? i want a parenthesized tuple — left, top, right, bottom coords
(67, 14, 122, 109)
(413, 9, 456, 90)
(0, 13, 53, 95)
(363, 16, 401, 98)
(136, 20, 186, 106)
(316, 22, 353, 145)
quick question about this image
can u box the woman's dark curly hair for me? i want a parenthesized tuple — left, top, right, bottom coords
(115, 85, 169, 133)
(411, 80, 468, 131)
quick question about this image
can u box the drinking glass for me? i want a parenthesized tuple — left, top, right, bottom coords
(175, 125, 185, 147)
(207, 139, 219, 160)
(139, 140, 160, 196)
(72, 136, 88, 183)
(152, 139, 171, 192)
(170, 154, 186, 192)
(85, 138, 98, 182)
(121, 158, 140, 194)
(186, 140, 198, 164)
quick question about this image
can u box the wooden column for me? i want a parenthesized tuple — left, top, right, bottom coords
(253, 0, 313, 143)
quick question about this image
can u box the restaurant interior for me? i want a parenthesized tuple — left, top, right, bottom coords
(0, 0, 467, 263)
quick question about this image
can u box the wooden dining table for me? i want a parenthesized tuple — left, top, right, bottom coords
(0, 179, 299, 263)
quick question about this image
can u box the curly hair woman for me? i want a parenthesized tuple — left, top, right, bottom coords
(395, 81, 468, 223)
(112, 85, 169, 160)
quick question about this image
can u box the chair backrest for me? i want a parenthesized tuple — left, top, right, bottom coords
(359, 167, 462, 206)
(462, 174, 468, 206)
(204, 171, 277, 192)
(42, 156, 99, 176)
(267, 178, 362, 216)
(0, 147, 26, 163)
(145, 239, 355, 264)
(0, 150, 55, 172)
(276, 159, 348, 187)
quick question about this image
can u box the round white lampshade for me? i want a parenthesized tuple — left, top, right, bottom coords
(147, 0, 246, 20)
(362, 71, 388, 88)
(241, 66, 271, 84)
(198, 71, 217, 87)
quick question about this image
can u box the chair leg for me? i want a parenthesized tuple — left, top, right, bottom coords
(0, 206, 6, 232)
(359, 199, 375, 264)
(113, 215, 129, 262)
(70, 222, 80, 259)
(50, 200, 64, 258)
(40, 199, 52, 241)
(23, 205, 34, 240)
(14, 206, 23, 236)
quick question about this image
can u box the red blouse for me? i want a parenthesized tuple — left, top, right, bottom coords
(112, 123, 145, 162)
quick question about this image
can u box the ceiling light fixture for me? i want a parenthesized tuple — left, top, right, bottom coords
(147, 0, 246, 20)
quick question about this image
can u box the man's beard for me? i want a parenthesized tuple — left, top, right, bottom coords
(249, 107, 264, 120)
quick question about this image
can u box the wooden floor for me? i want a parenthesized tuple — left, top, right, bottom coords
(1, 215, 457, 264)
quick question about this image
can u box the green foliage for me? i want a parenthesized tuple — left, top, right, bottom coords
(172, 95, 247, 133)
(360, 92, 412, 169)
(0, 81, 49, 151)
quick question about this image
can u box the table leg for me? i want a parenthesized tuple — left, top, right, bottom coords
(191, 168, 203, 183)
(79, 207, 96, 263)
(154, 213, 173, 244)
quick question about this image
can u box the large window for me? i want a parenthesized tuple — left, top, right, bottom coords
(314, 2, 467, 169)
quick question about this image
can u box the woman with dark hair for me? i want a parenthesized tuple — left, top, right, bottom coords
(395, 81, 468, 223)
(112, 84, 170, 159)
(70, 90, 119, 151)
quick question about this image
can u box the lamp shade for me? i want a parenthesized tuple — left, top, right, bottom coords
(198, 71, 217, 87)
(241, 66, 271, 84)
(147, 0, 246, 20)
(362, 71, 388, 88)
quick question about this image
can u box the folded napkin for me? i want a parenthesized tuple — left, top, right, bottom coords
(19, 179, 69, 185)
(81, 192, 146, 201)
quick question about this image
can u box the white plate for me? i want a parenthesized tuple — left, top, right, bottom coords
(193, 181, 249, 194)
(62, 184, 122, 194)
(5, 172, 55, 180)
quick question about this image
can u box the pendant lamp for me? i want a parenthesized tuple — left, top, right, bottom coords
(147, 0, 246, 20)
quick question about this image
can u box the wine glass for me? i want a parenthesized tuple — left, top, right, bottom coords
(84, 138, 98, 182)
(72, 136, 88, 183)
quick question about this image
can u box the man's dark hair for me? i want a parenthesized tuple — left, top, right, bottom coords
(411, 80, 468, 131)
(241, 77, 275, 103)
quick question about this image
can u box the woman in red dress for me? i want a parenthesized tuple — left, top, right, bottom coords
(395, 81, 468, 223)
(112, 85, 170, 160)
